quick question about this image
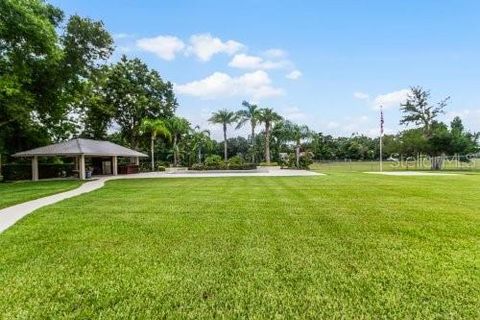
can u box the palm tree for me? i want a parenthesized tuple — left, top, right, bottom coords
(258, 108, 283, 164)
(166, 117, 190, 167)
(140, 118, 171, 171)
(284, 121, 311, 168)
(208, 109, 238, 161)
(236, 101, 261, 163)
(191, 126, 212, 164)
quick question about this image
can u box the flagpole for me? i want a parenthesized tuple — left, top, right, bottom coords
(380, 105, 383, 172)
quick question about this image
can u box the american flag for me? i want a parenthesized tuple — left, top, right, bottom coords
(380, 105, 384, 136)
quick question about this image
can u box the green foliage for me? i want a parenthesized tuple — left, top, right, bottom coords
(209, 109, 238, 161)
(257, 108, 283, 164)
(190, 163, 205, 171)
(259, 162, 279, 166)
(204, 155, 223, 167)
(227, 163, 257, 170)
(228, 155, 244, 165)
(399, 86, 449, 135)
(156, 165, 166, 172)
(0, 0, 113, 154)
(104, 56, 177, 148)
(166, 117, 190, 166)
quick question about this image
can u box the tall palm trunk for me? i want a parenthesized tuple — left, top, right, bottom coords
(251, 122, 256, 163)
(150, 135, 155, 171)
(223, 123, 228, 161)
(295, 142, 300, 168)
(265, 123, 271, 164)
(173, 135, 178, 166)
(198, 147, 202, 164)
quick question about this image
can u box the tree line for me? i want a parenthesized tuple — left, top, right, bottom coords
(1, 0, 478, 171)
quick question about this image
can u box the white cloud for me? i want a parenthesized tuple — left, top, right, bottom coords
(228, 53, 288, 70)
(175, 70, 283, 100)
(281, 106, 307, 121)
(373, 89, 410, 110)
(186, 33, 244, 61)
(286, 70, 302, 80)
(445, 108, 480, 131)
(136, 35, 185, 60)
(353, 91, 369, 100)
(264, 48, 287, 58)
(113, 33, 134, 39)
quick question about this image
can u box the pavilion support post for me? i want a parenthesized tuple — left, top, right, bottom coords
(32, 156, 39, 181)
(112, 156, 118, 176)
(135, 157, 139, 166)
(79, 155, 86, 180)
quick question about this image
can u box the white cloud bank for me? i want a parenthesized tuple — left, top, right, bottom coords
(286, 70, 302, 80)
(264, 48, 287, 58)
(136, 33, 244, 61)
(354, 89, 410, 110)
(136, 35, 185, 60)
(228, 53, 285, 70)
(186, 33, 244, 61)
(353, 91, 369, 100)
(373, 89, 410, 109)
(175, 70, 283, 100)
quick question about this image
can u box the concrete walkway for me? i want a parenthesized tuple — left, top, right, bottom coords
(0, 170, 322, 233)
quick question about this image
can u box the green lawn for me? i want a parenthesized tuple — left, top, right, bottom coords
(0, 174, 479, 318)
(311, 159, 480, 173)
(0, 180, 82, 209)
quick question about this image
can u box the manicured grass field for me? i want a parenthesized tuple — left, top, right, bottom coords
(0, 174, 479, 318)
(0, 180, 82, 209)
(311, 159, 480, 173)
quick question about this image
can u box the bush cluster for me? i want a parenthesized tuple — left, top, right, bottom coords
(258, 162, 279, 166)
(190, 155, 256, 171)
(282, 153, 313, 169)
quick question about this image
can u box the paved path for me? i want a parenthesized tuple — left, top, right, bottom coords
(0, 170, 322, 233)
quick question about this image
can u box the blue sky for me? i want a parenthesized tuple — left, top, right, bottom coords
(52, 0, 480, 139)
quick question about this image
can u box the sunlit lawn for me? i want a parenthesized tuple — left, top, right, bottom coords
(0, 180, 82, 209)
(310, 159, 480, 173)
(0, 174, 479, 318)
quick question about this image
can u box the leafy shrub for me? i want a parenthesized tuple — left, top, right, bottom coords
(284, 152, 313, 169)
(228, 155, 244, 165)
(228, 163, 257, 170)
(258, 162, 279, 166)
(299, 153, 313, 169)
(138, 162, 152, 172)
(189, 162, 255, 171)
(190, 163, 205, 171)
(204, 155, 223, 167)
(157, 165, 166, 172)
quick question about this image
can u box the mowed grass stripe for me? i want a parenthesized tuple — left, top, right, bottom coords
(0, 174, 479, 318)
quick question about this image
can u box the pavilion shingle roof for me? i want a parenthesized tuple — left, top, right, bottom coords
(13, 138, 148, 157)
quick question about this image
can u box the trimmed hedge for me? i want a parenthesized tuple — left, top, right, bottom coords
(189, 163, 257, 171)
(258, 162, 279, 166)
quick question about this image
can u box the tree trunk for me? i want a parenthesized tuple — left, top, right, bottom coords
(198, 147, 202, 164)
(431, 155, 444, 170)
(223, 124, 228, 162)
(265, 124, 271, 164)
(150, 135, 155, 171)
(173, 135, 178, 166)
(251, 123, 255, 163)
(296, 143, 300, 168)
